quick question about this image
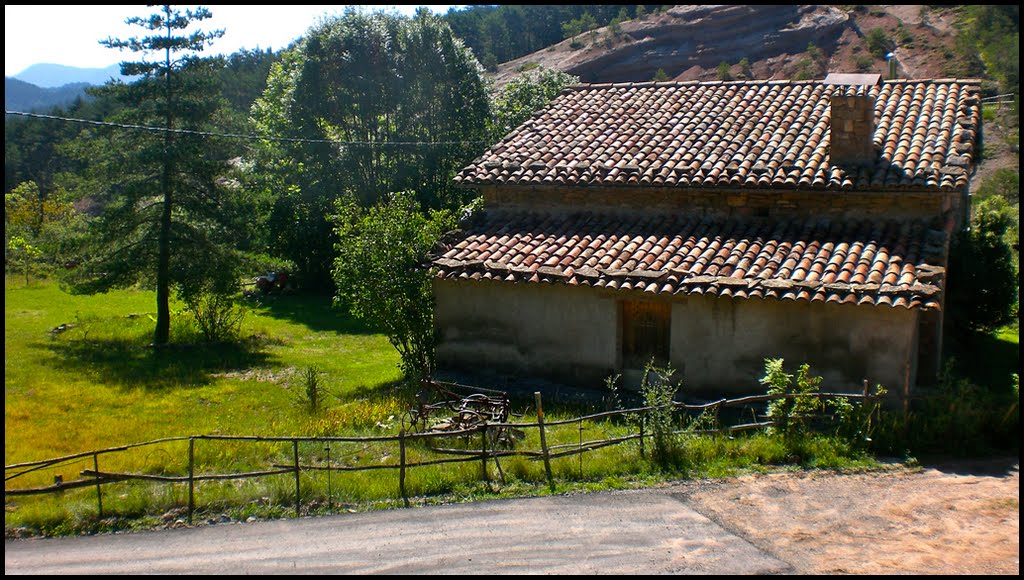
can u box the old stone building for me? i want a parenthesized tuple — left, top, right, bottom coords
(432, 75, 981, 396)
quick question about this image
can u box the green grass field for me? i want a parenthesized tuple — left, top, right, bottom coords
(5, 277, 1015, 536)
(5, 278, 402, 464)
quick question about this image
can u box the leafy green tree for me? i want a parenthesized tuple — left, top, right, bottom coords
(953, 6, 1018, 94)
(947, 196, 1019, 332)
(249, 8, 491, 289)
(5, 180, 74, 238)
(489, 68, 578, 142)
(760, 358, 824, 440)
(332, 191, 458, 380)
(7, 235, 41, 286)
(5, 180, 85, 280)
(64, 5, 245, 345)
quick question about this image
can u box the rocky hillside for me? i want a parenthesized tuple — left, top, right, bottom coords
(494, 5, 967, 85)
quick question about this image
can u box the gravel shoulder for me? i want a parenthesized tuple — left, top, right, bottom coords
(677, 458, 1019, 575)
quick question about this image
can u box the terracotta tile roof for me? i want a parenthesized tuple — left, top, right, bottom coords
(455, 79, 981, 191)
(434, 210, 948, 309)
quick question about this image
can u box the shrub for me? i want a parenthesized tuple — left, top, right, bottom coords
(332, 191, 458, 380)
(873, 360, 1020, 455)
(717, 61, 732, 81)
(638, 361, 683, 467)
(854, 54, 875, 72)
(738, 58, 752, 80)
(973, 169, 1019, 205)
(760, 358, 824, 440)
(300, 365, 326, 414)
(183, 290, 246, 343)
(866, 28, 893, 59)
(947, 196, 1018, 332)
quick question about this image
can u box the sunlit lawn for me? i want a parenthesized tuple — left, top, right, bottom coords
(4, 276, 402, 467)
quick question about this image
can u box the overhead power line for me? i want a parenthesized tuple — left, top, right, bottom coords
(4, 110, 490, 147)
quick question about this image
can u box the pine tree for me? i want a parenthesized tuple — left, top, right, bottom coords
(66, 5, 244, 345)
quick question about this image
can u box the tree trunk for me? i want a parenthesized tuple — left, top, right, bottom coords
(154, 12, 173, 346)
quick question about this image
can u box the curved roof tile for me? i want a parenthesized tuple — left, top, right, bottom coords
(434, 210, 946, 310)
(456, 79, 981, 192)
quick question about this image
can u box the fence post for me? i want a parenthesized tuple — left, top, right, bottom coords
(399, 428, 410, 508)
(93, 453, 103, 519)
(535, 392, 555, 492)
(578, 419, 584, 479)
(325, 442, 333, 513)
(480, 425, 490, 486)
(293, 440, 301, 518)
(187, 438, 195, 525)
(639, 415, 646, 458)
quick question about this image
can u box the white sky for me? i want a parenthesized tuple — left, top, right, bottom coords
(5, 5, 461, 77)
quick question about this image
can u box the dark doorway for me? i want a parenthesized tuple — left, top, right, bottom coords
(621, 300, 671, 369)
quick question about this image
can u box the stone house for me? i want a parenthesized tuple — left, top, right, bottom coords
(432, 75, 981, 397)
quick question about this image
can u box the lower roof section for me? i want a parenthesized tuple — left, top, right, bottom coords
(433, 209, 948, 309)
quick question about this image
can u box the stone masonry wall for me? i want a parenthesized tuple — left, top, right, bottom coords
(480, 185, 958, 223)
(830, 93, 876, 168)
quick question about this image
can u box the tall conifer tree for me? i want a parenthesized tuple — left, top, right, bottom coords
(67, 5, 243, 344)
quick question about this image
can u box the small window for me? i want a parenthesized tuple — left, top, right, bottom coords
(621, 300, 671, 369)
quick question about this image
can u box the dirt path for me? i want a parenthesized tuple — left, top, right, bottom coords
(678, 458, 1019, 575)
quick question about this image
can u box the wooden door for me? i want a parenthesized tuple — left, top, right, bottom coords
(621, 301, 671, 369)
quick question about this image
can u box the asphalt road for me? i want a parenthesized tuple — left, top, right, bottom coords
(5, 488, 790, 574)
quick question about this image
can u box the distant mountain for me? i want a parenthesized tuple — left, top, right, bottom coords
(5, 77, 92, 112)
(13, 63, 123, 88)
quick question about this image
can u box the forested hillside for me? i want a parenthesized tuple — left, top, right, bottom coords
(4, 78, 92, 113)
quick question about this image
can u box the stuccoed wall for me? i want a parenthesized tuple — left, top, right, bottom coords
(434, 279, 619, 387)
(434, 279, 919, 396)
(668, 294, 918, 396)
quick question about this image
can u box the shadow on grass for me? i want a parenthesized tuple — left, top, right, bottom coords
(41, 335, 276, 391)
(945, 328, 1020, 393)
(339, 378, 413, 402)
(245, 292, 380, 335)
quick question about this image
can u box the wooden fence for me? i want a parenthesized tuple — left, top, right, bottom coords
(5, 388, 881, 524)
(981, 93, 1016, 108)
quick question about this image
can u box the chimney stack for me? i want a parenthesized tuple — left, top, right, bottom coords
(824, 73, 881, 168)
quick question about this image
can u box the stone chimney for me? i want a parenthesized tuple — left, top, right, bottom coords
(824, 73, 881, 168)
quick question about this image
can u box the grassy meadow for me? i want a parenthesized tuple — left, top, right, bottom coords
(5, 276, 1016, 536)
(5, 277, 402, 458)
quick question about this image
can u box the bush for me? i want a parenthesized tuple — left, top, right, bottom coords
(873, 360, 1020, 455)
(183, 290, 246, 343)
(716, 61, 732, 81)
(854, 54, 875, 72)
(637, 361, 683, 467)
(866, 28, 893, 59)
(760, 358, 824, 440)
(973, 169, 1019, 205)
(947, 196, 1018, 332)
(332, 191, 458, 380)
